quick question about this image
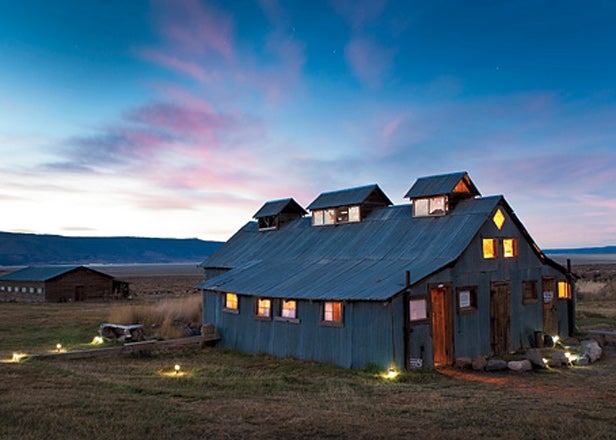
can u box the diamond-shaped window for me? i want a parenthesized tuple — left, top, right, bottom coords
(493, 208, 505, 230)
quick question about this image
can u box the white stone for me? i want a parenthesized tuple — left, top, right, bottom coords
(508, 359, 532, 372)
(581, 340, 602, 363)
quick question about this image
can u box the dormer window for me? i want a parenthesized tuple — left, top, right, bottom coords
(308, 184, 392, 227)
(253, 198, 306, 232)
(258, 216, 277, 230)
(413, 196, 448, 217)
(312, 205, 361, 226)
(405, 172, 481, 218)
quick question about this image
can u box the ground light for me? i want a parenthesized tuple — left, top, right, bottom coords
(55, 343, 63, 353)
(91, 336, 104, 345)
(381, 364, 399, 380)
(158, 363, 191, 378)
(1, 352, 27, 363)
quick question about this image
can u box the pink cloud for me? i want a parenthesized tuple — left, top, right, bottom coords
(345, 37, 394, 88)
(138, 49, 209, 82)
(153, 0, 234, 59)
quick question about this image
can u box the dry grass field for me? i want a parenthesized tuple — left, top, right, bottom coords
(1, 263, 615, 439)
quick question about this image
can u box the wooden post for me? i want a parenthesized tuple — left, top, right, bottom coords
(403, 271, 410, 370)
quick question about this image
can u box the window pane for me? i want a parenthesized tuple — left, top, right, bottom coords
(257, 298, 271, 317)
(409, 299, 427, 321)
(324, 301, 342, 322)
(483, 238, 497, 259)
(558, 281, 571, 299)
(459, 290, 471, 308)
(348, 206, 361, 222)
(504, 238, 517, 258)
(493, 209, 505, 230)
(324, 209, 336, 225)
(429, 196, 446, 215)
(414, 199, 429, 217)
(336, 207, 349, 222)
(312, 210, 324, 226)
(225, 293, 238, 310)
(281, 300, 296, 318)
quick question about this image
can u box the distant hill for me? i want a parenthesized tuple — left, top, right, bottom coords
(544, 246, 616, 255)
(0, 231, 223, 265)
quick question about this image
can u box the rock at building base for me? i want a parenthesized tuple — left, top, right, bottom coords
(580, 340, 602, 363)
(454, 357, 473, 369)
(525, 348, 546, 368)
(472, 357, 487, 371)
(485, 359, 508, 371)
(573, 354, 590, 366)
(549, 351, 568, 367)
(508, 359, 532, 372)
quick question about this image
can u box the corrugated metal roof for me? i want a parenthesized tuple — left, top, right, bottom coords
(253, 198, 306, 218)
(0, 265, 82, 281)
(404, 171, 480, 199)
(306, 184, 393, 210)
(198, 196, 504, 301)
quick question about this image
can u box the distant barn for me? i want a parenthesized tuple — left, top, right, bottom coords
(198, 172, 575, 370)
(0, 266, 125, 302)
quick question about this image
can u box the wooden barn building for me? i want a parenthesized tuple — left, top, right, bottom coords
(0, 265, 121, 302)
(198, 172, 575, 370)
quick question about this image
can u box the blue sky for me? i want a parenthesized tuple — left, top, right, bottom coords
(1, 0, 615, 248)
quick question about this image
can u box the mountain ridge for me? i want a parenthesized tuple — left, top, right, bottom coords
(544, 245, 616, 255)
(0, 231, 223, 265)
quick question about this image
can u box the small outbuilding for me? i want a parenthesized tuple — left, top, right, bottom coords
(198, 172, 575, 370)
(0, 265, 122, 302)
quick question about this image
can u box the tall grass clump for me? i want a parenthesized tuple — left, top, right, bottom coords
(107, 295, 202, 339)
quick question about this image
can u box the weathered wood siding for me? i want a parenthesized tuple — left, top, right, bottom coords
(203, 291, 405, 370)
(45, 268, 113, 302)
(407, 203, 573, 366)
(0, 281, 46, 302)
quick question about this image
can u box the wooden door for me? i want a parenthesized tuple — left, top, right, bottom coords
(542, 277, 558, 335)
(431, 286, 453, 367)
(490, 282, 511, 356)
(75, 285, 85, 301)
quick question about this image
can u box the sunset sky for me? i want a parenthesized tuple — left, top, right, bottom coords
(1, 0, 615, 248)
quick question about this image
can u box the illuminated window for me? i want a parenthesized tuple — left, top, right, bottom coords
(312, 210, 324, 226)
(280, 300, 297, 319)
(482, 238, 498, 259)
(413, 196, 447, 217)
(322, 301, 343, 324)
(457, 286, 478, 313)
(313, 206, 361, 226)
(348, 206, 361, 222)
(7, 286, 12, 292)
(493, 209, 505, 230)
(558, 281, 572, 299)
(224, 293, 238, 311)
(29, 287, 35, 293)
(0, 286, 4, 291)
(503, 238, 517, 258)
(21, 287, 27, 293)
(409, 298, 427, 321)
(256, 298, 271, 318)
(522, 280, 538, 304)
(37, 287, 43, 294)
(324, 209, 336, 225)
